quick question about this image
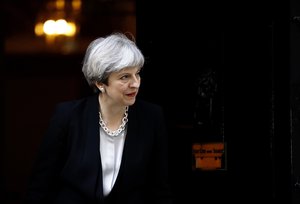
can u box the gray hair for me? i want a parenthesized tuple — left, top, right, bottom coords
(82, 32, 145, 91)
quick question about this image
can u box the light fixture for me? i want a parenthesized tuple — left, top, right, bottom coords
(34, 0, 81, 44)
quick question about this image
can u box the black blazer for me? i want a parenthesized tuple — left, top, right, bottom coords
(24, 94, 173, 204)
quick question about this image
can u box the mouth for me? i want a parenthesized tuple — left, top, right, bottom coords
(126, 92, 137, 97)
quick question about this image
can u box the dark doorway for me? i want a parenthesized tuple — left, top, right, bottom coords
(136, 0, 294, 203)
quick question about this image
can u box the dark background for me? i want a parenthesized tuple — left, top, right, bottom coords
(1, 0, 300, 203)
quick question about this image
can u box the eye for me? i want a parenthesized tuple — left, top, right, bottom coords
(120, 74, 129, 80)
(136, 70, 142, 77)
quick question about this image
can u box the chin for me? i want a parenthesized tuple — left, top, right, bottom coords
(126, 99, 136, 106)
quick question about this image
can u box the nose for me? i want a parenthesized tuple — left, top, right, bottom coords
(130, 75, 140, 88)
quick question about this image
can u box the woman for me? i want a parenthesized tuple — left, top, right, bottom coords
(24, 33, 173, 204)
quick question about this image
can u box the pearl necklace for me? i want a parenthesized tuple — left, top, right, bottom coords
(99, 106, 128, 137)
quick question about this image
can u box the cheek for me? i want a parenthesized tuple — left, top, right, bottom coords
(117, 84, 128, 92)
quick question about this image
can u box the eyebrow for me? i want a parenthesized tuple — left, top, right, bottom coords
(118, 67, 140, 75)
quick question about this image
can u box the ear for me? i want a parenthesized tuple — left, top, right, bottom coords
(95, 81, 104, 89)
(95, 82, 105, 93)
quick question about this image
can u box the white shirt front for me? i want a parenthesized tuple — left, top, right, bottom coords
(99, 128, 126, 196)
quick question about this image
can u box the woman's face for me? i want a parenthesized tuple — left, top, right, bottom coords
(103, 66, 141, 106)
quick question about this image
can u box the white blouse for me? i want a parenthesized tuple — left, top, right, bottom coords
(99, 128, 126, 196)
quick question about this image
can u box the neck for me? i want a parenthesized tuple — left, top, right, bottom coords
(98, 95, 127, 131)
(98, 106, 129, 136)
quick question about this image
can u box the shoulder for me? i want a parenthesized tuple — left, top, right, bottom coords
(130, 99, 167, 133)
(52, 94, 97, 118)
(131, 99, 164, 119)
(44, 95, 98, 135)
(54, 98, 83, 114)
(133, 99, 163, 111)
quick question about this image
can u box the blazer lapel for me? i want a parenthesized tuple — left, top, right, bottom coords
(82, 94, 104, 201)
(111, 104, 139, 189)
(60, 94, 104, 200)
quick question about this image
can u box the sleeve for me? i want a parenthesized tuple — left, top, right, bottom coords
(23, 103, 72, 204)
